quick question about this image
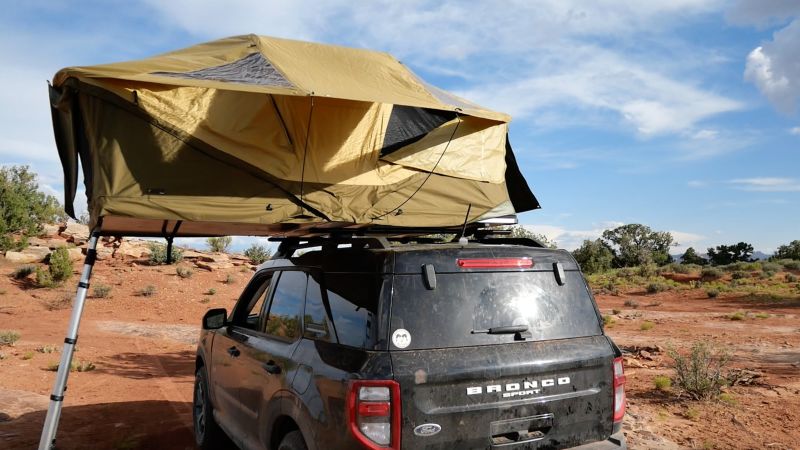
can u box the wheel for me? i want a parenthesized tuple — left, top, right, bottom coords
(193, 367, 227, 449)
(278, 430, 308, 450)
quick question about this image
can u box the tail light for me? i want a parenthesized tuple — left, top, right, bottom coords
(348, 380, 401, 449)
(612, 357, 626, 423)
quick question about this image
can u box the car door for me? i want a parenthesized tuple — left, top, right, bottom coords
(237, 269, 307, 448)
(209, 270, 275, 441)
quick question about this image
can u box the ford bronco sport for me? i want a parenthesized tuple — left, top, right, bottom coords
(193, 235, 626, 450)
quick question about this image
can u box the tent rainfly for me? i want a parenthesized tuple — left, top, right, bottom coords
(39, 34, 540, 449)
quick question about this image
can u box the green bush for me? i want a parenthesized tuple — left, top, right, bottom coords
(148, 243, 183, 265)
(48, 248, 74, 283)
(35, 267, 55, 288)
(787, 274, 798, 283)
(706, 289, 719, 299)
(224, 274, 235, 284)
(668, 342, 731, 400)
(731, 271, 748, 280)
(12, 265, 36, 279)
(760, 262, 781, 273)
(729, 311, 746, 321)
(243, 243, 272, 264)
(602, 315, 616, 327)
(623, 299, 639, 309)
(206, 236, 233, 253)
(653, 375, 672, 391)
(0, 166, 66, 251)
(638, 264, 658, 278)
(781, 260, 800, 271)
(701, 267, 724, 281)
(0, 330, 21, 346)
(93, 284, 112, 298)
(646, 282, 668, 294)
(640, 321, 655, 331)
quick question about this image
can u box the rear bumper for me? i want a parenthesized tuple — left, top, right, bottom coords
(568, 431, 627, 450)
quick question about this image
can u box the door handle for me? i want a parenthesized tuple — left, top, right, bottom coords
(227, 346, 240, 357)
(263, 361, 282, 375)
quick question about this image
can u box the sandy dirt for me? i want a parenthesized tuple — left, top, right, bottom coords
(0, 257, 798, 449)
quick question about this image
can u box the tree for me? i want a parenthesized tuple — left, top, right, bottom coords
(206, 236, 233, 253)
(506, 225, 558, 249)
(680, 247, 707, 265)
(601, 224, 674, 267)
(773, 240, 800, 260)
(706, 242, 754, 266)
(0, 165, 66, 251)
(572, 239, 614, 274)
(244, 243, 272, 264)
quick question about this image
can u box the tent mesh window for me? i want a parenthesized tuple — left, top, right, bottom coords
(151, 52, 293, 87)
(380, 105, 457, 156)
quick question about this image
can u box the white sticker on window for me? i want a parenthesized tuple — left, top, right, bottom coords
(392, 328, 411, 349)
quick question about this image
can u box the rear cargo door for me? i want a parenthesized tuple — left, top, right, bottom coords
(388, 254, 615, 449)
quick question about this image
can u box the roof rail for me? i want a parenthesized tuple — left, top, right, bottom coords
(271, 236, 391, 259)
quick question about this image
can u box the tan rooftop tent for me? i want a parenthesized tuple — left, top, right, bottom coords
(49, 34, 538, 237)
(40, 35, 539, 449)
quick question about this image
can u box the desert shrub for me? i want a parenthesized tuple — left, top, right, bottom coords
(654, 375, 672, 391)
(35, 267, 55, 288)
(48, 248, 74, 283)
(701, 267, 724, 281)
(718, 392, 737, 405)
(200, 297, 211, 304)
(602, 315, 616, 327)
(0, 165, 66, 251)
(760, 270, 776, 279)
(206, 288, 216, 295)
(147, 243, 183, 265)
(667, 263, 692, 274)
(638, 264, 658, 278)
(760, 262, 781, 273)
(12, 265, 36, 279)
(706, 289, 719, 299)
(22, 351, 34, 360)
(646, 282, 668, 294)
(668, 342, 731, 400)
(93, 284, 112, 298)
(729, 311, 746, 321)
(754, 312, 770, 319)
(138, 285, 156, 297)
(612, 308, 622, 315)
(787, 274, 798, 283)
(731, 271, 748, 280)
(623, 299, 639, 309)
(175, 266, 194, 279)
(224, 274, 235, 284)
(37, 345, 58, 354)
(75, 360, 96, 372)
(640, 321, 655, 331)
(206, 236, 233, 253)
(243, 243, 272, 264)
(781, 260, 800, 271)
(44, 293, 72, 311)
(0, 330, 21, 346)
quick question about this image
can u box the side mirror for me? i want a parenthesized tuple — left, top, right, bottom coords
(202, 308, 228, 330)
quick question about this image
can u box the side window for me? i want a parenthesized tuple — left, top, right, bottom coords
(265, 271, 306, 341)
(304, 273, 332, 341)
(325, 274, 380, 349)
(233, 273, 274, 330)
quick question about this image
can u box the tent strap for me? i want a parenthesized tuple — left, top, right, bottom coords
(38, 229, 101, 450)
(163, 220, 183, 264)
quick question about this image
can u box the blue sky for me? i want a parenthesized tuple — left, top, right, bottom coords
(1, 1, 798, 253)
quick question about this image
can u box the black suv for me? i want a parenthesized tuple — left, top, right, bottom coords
(193, 236, 627, 450)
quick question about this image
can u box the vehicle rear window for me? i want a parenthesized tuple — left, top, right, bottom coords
(389, 270, 602, 350)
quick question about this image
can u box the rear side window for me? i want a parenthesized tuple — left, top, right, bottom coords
(265, 271, 306, 341)
(304, 274, 332, 341)
(324, 274, 382, 349)
(390, 271, 601, 350)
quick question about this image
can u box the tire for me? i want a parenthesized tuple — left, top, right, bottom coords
(278, 430, 308, 450)
(193, 367, 227, 450)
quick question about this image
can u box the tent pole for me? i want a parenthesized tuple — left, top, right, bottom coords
(38, 230, 100, 450)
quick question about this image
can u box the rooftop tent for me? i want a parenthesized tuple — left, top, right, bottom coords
(40, 35, 540, 450)
(49, 34, 539, 237)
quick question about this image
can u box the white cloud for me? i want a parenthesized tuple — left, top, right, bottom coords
(687, 180, 708, 188)
(745, 18, 800, 113)
(790, 126, 800, 135)
(730, 177, 800, 191)
(669, 230, 707, 253)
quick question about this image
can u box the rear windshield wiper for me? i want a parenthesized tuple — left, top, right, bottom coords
(471, 325, 529, 335)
